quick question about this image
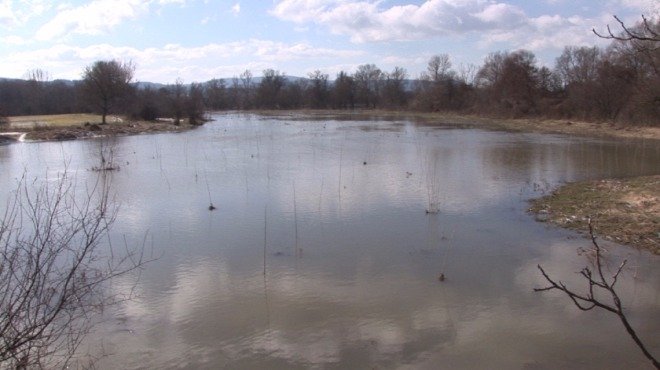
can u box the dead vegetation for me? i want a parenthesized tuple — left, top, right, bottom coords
(529, 175, 659, 254)
(0, 114, 199, 142)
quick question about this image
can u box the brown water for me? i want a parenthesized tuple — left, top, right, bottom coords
(0, 113, 658, 369)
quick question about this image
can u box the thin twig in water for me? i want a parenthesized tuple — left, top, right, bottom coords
(204, 170, 215, 210)
(263, 205, 267, 276)
(338, 145, 343, 206)
(293, 181, 300, 258)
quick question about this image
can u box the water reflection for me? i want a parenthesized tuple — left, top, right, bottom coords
(0, 113, 657, 369)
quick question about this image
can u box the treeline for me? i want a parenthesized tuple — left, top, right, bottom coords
(1, 18, 657, 126)
(0, 70, 206, 125)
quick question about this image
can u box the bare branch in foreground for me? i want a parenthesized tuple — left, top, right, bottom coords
(0, 169, 150, 368)
(593, 15, 660, 43)
(535, 220, 658, 369)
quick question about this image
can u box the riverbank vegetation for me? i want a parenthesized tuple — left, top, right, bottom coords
(1, 16, 658, 133)
(530, 175, 660, 255)
(1, 113, 199, 141)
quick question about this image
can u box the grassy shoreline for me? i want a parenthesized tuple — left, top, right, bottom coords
(0, 113, 199, 142)
(529, 176, 659, 254)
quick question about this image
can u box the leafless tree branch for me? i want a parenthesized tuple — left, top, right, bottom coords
(593, 15, 659, 43)
(0, 168, 150, 368)
(535, 219, 658, 368)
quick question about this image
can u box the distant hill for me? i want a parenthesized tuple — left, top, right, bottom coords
(135, 81, 167, 90)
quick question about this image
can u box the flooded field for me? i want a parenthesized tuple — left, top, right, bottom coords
(0, 113, 658, 369)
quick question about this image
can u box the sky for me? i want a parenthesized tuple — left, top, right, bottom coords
(1, 0, 658, 84)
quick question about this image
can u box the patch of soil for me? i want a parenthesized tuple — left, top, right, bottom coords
(529, 175, 660, 254)
(13, 121, 199, 141)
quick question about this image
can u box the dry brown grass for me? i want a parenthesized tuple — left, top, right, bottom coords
(530, 175, 660, 254)
(6, 114, 125, 129)
(0, 114, 199, 141)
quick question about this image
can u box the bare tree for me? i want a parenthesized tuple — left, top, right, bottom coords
(593, 15, 660, 44)
(535, 220, 658, 369)
(21, 69, 51, 116)
(171, 78, 186, 125)
(555, 46, 601, 88)
(186, 82, 206, 125)
(205, 79, 227, 110)
(426, 54, 452, 82)
(82, 60, 135, 125)
(239, 69, 254, 109)
(332, 71, 355, 109)
(256, 69, 286, 109)
(382, 66, 408, 108)
(24, 69, 50, 83)
(0, 170, 147, 368)
(457, 63, 477, 85)
(307, 70, 330, 109)
(476, 50, 540, 115)
(475, 51, 507, 89)
(353, 64, 383, 108)
(593, 16, 659, 124)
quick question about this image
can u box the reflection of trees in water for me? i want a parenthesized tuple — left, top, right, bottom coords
(481, 137, 660, 189)
(414, 130, 455, 214)
(35, 115, 657, 368)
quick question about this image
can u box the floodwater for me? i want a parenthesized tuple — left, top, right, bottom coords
(0, 113, 658, 369)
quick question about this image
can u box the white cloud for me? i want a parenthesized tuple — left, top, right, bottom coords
(0, 0, 18, 27)
(33, 0, 191, 41)
(472, 3, 525, 27)
(271, 0, 615, 52)
(0, 40, 364, 83)
(616, 0, 660, 16)
(271, 0, 536, 43)
(231, 2, 240, 15)
(35, 0, 149, 41)
(1, 34, 25, 45)
(0, 0, 52, 27)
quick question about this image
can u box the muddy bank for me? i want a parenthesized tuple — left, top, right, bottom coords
(1, 120, 200, 142)
(483, 116, 660, 141)
(529, 175, 660, 254)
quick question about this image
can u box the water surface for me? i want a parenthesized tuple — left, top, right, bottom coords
(1, 113, 658, 369)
